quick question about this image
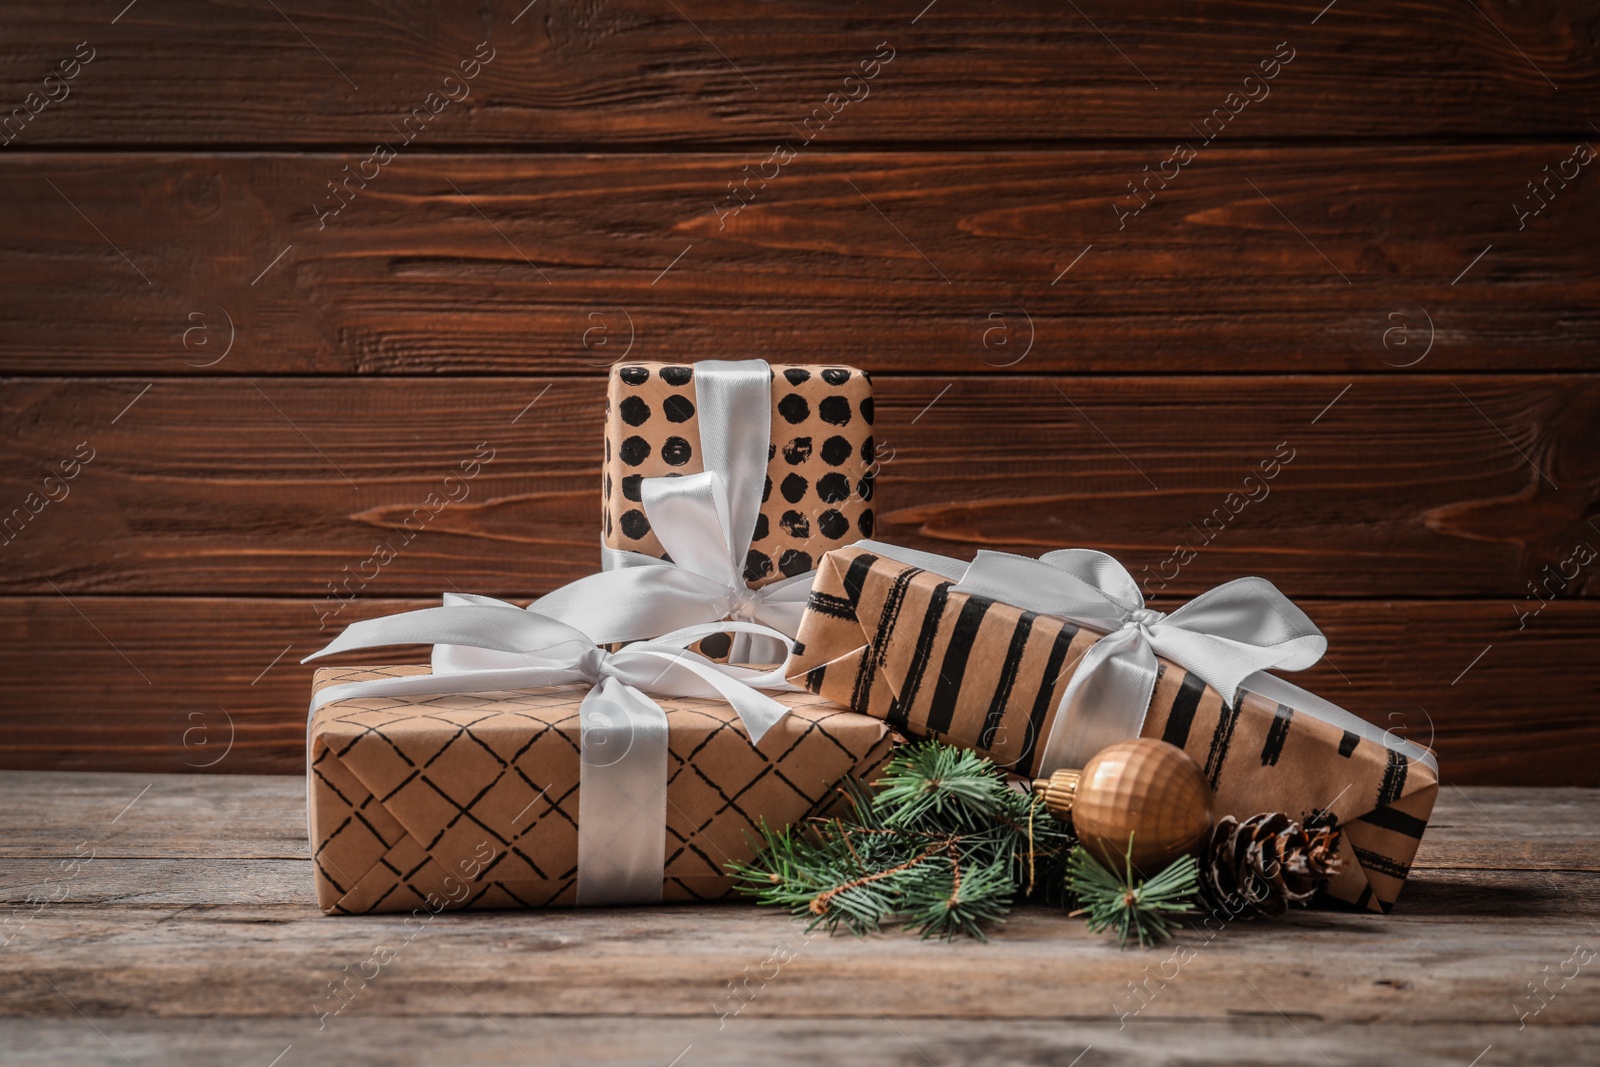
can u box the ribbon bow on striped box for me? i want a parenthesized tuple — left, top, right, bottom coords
(784, 542, 1439, 914)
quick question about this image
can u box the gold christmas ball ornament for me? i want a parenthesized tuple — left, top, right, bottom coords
(1032, 738, 1213, 877)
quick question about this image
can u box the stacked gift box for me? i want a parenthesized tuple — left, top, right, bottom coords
(304, 359, 1437, 917)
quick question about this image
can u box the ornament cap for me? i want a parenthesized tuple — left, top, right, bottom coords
(1031, 768, 1082, 821)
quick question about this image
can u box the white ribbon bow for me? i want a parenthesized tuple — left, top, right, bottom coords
(532, 359, 813, 661)
(951, 548, 1328, 772)
(303, 593, 795, 906)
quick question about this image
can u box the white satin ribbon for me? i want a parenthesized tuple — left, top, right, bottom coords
(855, 540, 1432, 777)
(534, 359, 812, 661)
(953, 549, 1325, 772)
(303, 595, 795, 906)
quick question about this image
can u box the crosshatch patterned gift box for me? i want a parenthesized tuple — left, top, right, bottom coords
(602, 361, 876, 596)
(308, 665, 895, 915)
(784, 545, 1439, 914)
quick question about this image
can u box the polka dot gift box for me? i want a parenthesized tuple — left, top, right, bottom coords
(603, 361, 875, 595)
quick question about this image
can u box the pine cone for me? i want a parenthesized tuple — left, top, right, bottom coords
(1201, 812, 1342, 919)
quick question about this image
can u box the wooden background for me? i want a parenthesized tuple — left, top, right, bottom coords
(1, 1, 1596, 783)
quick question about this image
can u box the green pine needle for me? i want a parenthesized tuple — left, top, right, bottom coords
(1065, 836, 1200, 948)
(728, 740, 1075, 941)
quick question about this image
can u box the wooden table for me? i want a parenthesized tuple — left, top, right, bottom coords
(1, 772, 1595, 1065)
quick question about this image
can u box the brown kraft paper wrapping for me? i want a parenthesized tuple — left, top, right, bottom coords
(603, 362, 876, 594)
(309, 665, 894, 915)
(785, 545, 1438, 915)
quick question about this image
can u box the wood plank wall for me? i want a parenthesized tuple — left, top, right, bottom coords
(1, 1, 1596, 783)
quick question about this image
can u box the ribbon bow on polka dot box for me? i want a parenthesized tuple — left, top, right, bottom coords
(602, 362, 875, 658)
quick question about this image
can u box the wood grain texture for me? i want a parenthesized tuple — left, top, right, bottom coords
(0, 1, 1594, 148)
(1, 774, 1592, 867)
(0, 774, 1595, 1067)
(2, 2, 1595, 785)
(3, 376, 1597, 599)
(6, 882, 1597, 1019)
(6, 1019, 1598, 1067)
(0, 597, 1594, 783)
(0, 147, 1595, 374)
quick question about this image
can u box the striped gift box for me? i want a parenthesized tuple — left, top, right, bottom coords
(785, 545, 1438, 914)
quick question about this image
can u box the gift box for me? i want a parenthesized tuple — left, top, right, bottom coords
(309, 664, 894, 915)
(603, 361, 875, 592)
(784, 544, 1438, 914)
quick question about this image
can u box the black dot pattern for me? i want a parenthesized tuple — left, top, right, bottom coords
(778, 549, 812, 577)
(619, 396, 651, 426)
(818, 396, 852, 426)
(620, 509, 651, 539)
(777, 394, 810, 424)
(817, 473, 851, 503)
(661, 436, 693, 467)
(821, 435, 853, 466)
(605, 361, 875, 602)
(620, 436, 651, 466)
(744, 550, 774, 583)
(817, 509, 849, 539)
(663, 395, 695, 423)
(697, 631, 732, 659)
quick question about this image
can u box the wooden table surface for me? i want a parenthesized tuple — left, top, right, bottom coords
(1, 772, 1595, 1065)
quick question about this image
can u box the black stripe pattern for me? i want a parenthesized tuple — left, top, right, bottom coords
(1258, 703, 1294, 766)
(1161, 672, 1206, 749)
(850, 565, 921, 715)
(1020, 622, 1078, 774)
(805, 592, 857, 620)
(1352, 845, 1412, 881)
(924, 594, 989, 734)
(1203, 693, 1243, 789)
(888, 582, 954, 730)
(1376, 748, 1408, 808)
(1355, 803, 1429, 840)
(979, 610, 1038, 749)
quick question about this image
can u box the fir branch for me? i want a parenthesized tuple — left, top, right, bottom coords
(1065, 837, 1200, 949)
(728, 740, 1076, 940)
